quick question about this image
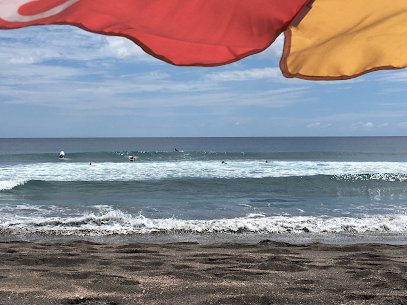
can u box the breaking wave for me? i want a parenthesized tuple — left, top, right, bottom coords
(0, 180, 27, 191)
(1, 161, 407, 184)
(1, 209, 406, 236)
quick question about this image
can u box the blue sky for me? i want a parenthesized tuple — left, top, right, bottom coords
(1, 25, 407, 137)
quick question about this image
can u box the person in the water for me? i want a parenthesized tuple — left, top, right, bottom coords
(175, 148, 179, 152)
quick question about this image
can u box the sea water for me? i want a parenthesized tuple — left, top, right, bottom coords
(0, 137, 406, 243)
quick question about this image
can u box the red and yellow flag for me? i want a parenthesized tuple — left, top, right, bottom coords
(3, 0, 407, 80)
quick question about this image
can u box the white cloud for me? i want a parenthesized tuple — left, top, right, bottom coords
(102, 36, 156, 61)
(0, 67, 307, 111)
(0, 25, 309, 115)
(257, 34, 284, 60)
(307, 122, 321, 128)
(205, 67, 281, 82)
(306, 122, 332, 128)
(352, 121, 374, 129)
(377, 70, 407, 83)
(0, 25, 153, 65)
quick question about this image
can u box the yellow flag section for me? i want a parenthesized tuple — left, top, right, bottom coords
(280, 0, 407, 80)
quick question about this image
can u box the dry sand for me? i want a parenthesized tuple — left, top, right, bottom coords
(0, 240, 405, 305)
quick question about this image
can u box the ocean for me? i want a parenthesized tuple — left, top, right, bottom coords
(0, 137, 406, 244)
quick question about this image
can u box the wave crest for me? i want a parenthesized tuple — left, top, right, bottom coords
(2, 161, 407, 182)
(1, 210, 406, 236)
(335, 173, 407, 182)
(0, 180, 27, 191)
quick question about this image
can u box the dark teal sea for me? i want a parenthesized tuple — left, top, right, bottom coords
(0, 137, 406, 243)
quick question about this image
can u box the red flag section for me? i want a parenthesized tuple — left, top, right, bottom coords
(0, 0, 308, 66)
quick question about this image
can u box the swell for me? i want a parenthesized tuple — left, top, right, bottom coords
(3, 150, 407, 164)
(2, 174, 407, 193)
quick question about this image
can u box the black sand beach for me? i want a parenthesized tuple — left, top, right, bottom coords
(0, 241, 405, 305)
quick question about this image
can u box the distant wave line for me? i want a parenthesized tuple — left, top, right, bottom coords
(2, 160, 407, 185)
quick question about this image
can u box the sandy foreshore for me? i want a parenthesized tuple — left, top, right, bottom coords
(0, 240, 405, 305)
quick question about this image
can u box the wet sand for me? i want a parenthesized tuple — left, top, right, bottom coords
(0, 240, 405, 305)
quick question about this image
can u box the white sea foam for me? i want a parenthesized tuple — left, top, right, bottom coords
(0, 180, 26, 191)
(336, 173, 407, 182)
(1, 160, 407, 183)
(0, 208, 406, 236)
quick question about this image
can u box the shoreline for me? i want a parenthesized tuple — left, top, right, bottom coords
(1, 232, 407, 246)
(0, 240, 405, 305)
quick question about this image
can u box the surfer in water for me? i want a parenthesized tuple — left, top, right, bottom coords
(58, 151, 65, 159)
(175, 148, 179, 152)
(129, 156, 136, 162)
